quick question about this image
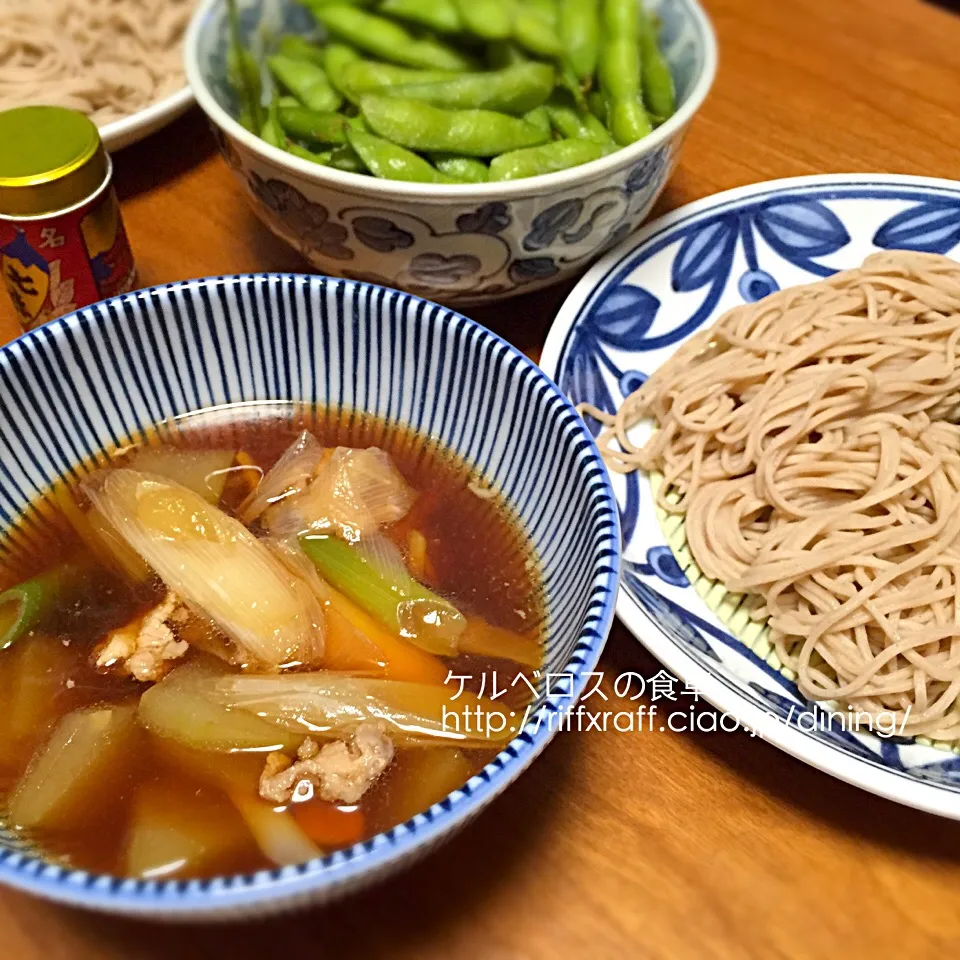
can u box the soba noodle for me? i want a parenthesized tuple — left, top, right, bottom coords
(583, 251, 960, 739)
(0, 0, 193, 126)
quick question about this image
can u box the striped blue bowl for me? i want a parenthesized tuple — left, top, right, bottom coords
(0, 275, 620, 918)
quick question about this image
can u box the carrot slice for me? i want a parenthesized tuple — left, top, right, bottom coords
(291, 800, 366, 848)
(324, 589, 448, 686)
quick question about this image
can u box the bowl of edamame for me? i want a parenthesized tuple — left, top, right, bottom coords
(185, 0, 716, 303)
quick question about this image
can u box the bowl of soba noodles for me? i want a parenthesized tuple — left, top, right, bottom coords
(0, 274, 619, 917)
(0, 0, 195, 151)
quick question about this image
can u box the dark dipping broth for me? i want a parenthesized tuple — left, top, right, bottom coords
(0, 404, 544, 879)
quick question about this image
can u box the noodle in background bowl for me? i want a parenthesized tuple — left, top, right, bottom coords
(183, 0, 717, 305)
(0, 0, 195, 152)
(0, 276, 619, 917)
(540, 173, 960, 820)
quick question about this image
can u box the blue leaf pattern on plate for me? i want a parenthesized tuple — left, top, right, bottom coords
(671, 215, 739, 291)
(753, 200, 850, 260)
(560, 345, 614, 434)
(586, 286, 661, 348)
(873, 201, 960, 253)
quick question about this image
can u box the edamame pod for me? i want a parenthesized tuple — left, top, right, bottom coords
(639, 6, 676, 122)
(430, 154, 490, 182)
(346, 129, 458, 182)
(388, 63, 555, 114)
(287, 143, 334, 164)
(323, 43, 361, 96)
(361, 95, 551, 155)
(313, 6, 476, 71)
(513, 2, 563, 58)
(380, 0, 464, 33)
(261, 96, 286, 148)
(486, 41, 528, 69)
(276, 35, 328, 68)
(278, 106, 351, 144)
(489, 138, 608, 180)
(226, 0, 264, 132)
(545, 92, 612, 143)
(340, 61, 460, 103)
(559, 0, 599, 82)
(455, 0, 513, 40)
(598, 0, 652, 145)
(523, 104, 551, 139)
(267, 54, 342, 112)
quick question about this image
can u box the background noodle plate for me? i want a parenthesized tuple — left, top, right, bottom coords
(0, 275, 619, 917)
(540, 173, 960, 819)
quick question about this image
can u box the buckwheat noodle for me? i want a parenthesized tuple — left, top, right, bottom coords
(582, 251, 960, 739)
(0, 0, 193, 126)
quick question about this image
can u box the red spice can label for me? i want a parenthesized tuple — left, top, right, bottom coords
(0, 181, 136, 332)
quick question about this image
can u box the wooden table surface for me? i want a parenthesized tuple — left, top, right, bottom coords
(4, 0, 960, 956)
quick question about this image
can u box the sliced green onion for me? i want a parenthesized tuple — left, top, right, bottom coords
(0, 564, 75, 650)
(300, 535, 465, 654)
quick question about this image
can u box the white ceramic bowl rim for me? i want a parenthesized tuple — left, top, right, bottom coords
(183, 0, 718, 200)
(0, 272, 621, 915)
(99, 86, 195, 152)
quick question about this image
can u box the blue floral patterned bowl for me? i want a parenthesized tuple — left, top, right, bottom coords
(184, 0, 717, 304)
(541, 173, 960, 819)
(0, 275, 620, 917)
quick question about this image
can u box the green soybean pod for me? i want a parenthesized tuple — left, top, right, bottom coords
(340, 60, 460, 104)
(328, 144, 369, 172)
(523, 104, 551, 139)
(486, 41, 529, 69)
(313, 6, 476, 71)
(514, 0, 563, 58)
(489, 138, 607, 180)
(454, 0, 514, 40)
(287, 143, 334, 165)
(278, 106, 351, 144)
(639, 5, 676, 123)
(267, 54, 343, 112)
(430, 153, 490, 182)
(598, 0, 652, 145)
(361, 95, 551, 155)
(545, 93, 612, 143)
(226, 0, 264, 132)
(276, 35, 328, 67)
(587, 89, 607, 122)
(301, 0, 375, 9)
(323, 43, 361, 96)
(380, 0, 463, 32)
(346, 129, 458, 182)
(388, 63, 555, 114)
(559, 0, 599, 82)
(261, 96, 286, 149)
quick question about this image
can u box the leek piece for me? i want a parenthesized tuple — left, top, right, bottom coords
(85, 470, 325, 668)
(459, 618, 543, 668)
(230, 791, 323, 865)
(126, 448, 237, 505)
(300, 534, 464, 654)
(211, 672, 518, 747)
(138, 661, 302, 753)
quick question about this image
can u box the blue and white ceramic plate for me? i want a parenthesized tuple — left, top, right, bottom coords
(0, 275, 619, 917)
(541, 174, 960, 819)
